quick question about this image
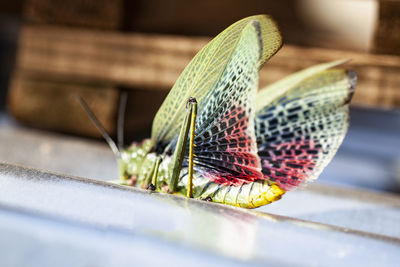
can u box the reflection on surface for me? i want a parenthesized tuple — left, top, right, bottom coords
(1, 162, 400, 265)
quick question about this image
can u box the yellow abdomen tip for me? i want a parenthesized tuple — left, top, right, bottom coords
(265, 184, 285, 202)
(250, 183, 286, 208)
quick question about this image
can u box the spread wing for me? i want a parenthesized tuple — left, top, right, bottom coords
(191, 21, 267, 186)
(255, 62, 356, 190)
(151, 15, 282, 150)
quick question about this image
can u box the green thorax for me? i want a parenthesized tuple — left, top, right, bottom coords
(119, 139, 164, 188)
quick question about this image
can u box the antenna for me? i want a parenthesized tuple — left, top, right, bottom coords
(78, 96, 120, 157)
(117, 91, 128, 149)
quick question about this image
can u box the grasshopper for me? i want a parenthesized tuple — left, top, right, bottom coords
(82, 15, 356, 208)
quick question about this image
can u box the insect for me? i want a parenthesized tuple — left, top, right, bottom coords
(81, 15, 356, 208)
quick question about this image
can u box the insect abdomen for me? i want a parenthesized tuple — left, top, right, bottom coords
(194, 180, 285, 208)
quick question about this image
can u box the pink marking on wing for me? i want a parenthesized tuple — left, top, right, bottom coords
(195, 103, 263, 186)
(202, 170, 248, 187)
(261, 139, 322, 191)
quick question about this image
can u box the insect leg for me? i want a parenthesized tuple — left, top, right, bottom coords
(187, 99, 197, 198)
(144, 158, 157, 190)
(149, 156, 162, 191)
(168, 97, 197, 193)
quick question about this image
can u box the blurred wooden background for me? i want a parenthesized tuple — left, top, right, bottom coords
(2, 0, 400, 141)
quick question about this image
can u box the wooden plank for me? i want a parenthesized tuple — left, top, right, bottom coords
(373, 0, 400, 55)
(22, 0, 376, 51)
(23, 0, 123, 29)
(123, 0, 306, 42)
(8, 74, 119, 137)
(123, 0, 376, 52)
(16, 25, 400, 108)
(7, 74, 168, 139)
(17, 25, 206, 89)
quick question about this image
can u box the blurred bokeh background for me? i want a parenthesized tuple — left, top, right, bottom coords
(0, 0, 399, 192)
(1, 1, 400, 266)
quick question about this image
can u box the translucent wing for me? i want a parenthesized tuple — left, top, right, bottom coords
(255, 59, 348, 111)
(191, 21, 264, 186)
(255, 63, 356, 190)
(151, 15, 282, 149)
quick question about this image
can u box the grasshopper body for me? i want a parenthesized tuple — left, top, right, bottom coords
(92, 15, 356, 208)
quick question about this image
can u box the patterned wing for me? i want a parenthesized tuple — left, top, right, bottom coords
(255, 64, 356, 191)
(191, 21, 265, 186)
(255, 59, 347, 111)
(151, 15, 282, 149)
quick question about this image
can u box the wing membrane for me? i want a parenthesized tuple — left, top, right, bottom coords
(255, 60, 347, 111)
(255, 65, 356, 190)
(191, 22, 264, 185)
(151, 15, 282, 148)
